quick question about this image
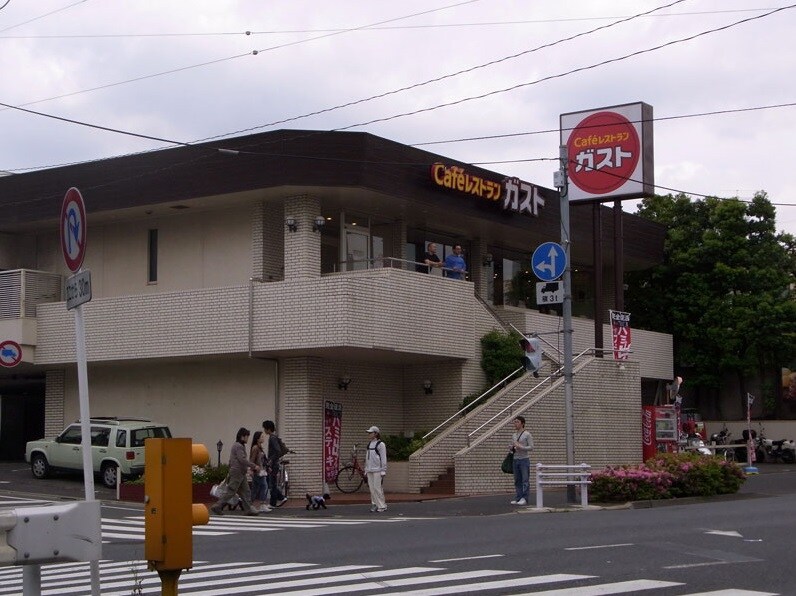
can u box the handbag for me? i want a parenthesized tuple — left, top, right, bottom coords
(210, 476, 229, 498)
(501, 451, 514, 474)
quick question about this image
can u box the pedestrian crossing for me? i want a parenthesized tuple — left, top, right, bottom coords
(0, 559, 779, 595)
(102, 513, 413, 542)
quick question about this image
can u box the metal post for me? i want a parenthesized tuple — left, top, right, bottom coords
(535, 463, 543, 509)
(558, 146, 577, 504)
(74, 303, 101, 596)
(580, 463, 589, 508)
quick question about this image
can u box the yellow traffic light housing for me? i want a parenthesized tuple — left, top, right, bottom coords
(144, 438, 210, 578)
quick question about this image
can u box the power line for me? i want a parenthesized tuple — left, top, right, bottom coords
(0, 7, 778, 39)
(195, 0, 689, 143)
(330, 4, 796, 133)
(0, 0, 88, 34)
(0, 0, 480, 112)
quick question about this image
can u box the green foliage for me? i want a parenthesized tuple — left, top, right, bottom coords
(192, 463, 229, 484)
(480, 329, 523, 385)
(383, 434, 428, 461)
(590, 452, 745, 502)
(627, 192, 796, 413)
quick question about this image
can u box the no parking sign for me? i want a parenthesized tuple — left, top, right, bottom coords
(0, 340, 22, 367)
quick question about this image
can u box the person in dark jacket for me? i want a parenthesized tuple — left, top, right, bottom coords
(210, 427, 261, 516)
(262, 420, 289, 508)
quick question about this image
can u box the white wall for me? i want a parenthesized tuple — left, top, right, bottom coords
(29, 207, 255, 298)
(62, 358, 277, 459)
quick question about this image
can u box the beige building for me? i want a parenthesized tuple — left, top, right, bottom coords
(0, 130, 671, 495)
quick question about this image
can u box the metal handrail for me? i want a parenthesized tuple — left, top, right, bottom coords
(422, 366, 523, 441)
(332, 256, 469, 278)
(466, 347, 600, 440)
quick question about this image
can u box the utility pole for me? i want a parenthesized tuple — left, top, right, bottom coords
(555, 145, 577, 504)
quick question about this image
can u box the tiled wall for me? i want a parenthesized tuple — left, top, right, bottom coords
(44, 369, 65, 437)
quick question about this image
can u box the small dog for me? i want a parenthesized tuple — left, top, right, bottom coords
(305, 492, 330, 510)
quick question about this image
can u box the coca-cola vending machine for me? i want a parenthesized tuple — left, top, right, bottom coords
(642, 405, 680, 461)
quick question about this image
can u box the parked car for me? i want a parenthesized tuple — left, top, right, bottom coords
(25, 417, 171, 488)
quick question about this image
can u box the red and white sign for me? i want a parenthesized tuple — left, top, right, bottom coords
(0, 340, 23, 368)
(610, 310, 632, 360)
(560, 102, 654, 202)
(60, 187, 87, 273)
(323, 401, 343, 483)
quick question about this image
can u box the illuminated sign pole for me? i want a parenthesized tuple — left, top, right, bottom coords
(554, 146, 577, 504)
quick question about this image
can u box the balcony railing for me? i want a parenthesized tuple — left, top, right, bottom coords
(0, 269, 62, 320)
(328, 256, 469, 279)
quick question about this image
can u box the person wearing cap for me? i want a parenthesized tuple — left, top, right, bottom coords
(364, 425, 388, 512)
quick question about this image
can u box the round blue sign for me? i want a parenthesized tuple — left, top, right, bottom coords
(531, 242, 566, 281)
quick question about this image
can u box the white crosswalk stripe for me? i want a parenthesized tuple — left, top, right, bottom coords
(0, 559, 779, 595)
(0, 496, 54, 508)
(101, 514, 412, 542)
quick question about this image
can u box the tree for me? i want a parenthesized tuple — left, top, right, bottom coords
(626, 192, 796, 417)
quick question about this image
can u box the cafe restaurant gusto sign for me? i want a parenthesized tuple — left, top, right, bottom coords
(430, 162, 544, 217)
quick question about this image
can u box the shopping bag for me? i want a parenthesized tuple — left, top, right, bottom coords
(210, 478, 227, 498)
(500, 451, 514, 474)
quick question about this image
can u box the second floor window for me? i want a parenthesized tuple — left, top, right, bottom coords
(148, 229, 158, 283)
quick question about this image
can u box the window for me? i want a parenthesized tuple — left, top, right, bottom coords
(90, 427, 110, 447)
(147, 229, 158, 283)
(115, 429, 127, 448)
(131, 426, 171, 447)
(59, 426, 82, 445)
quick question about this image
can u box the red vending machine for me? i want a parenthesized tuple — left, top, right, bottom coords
(642, 405, 680, 461)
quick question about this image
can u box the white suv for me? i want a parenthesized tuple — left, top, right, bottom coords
(25, 417, 171, 488)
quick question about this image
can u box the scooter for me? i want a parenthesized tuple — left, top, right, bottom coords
(709, 425, 736, 461)
(760, 437, 796, 464)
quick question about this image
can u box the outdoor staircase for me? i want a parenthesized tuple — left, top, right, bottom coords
(421, 467, 455, 494)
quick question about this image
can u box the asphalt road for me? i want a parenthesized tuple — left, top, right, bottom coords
(2, 461, 795, 594)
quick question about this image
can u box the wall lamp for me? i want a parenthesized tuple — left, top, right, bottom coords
(338, 377, 351, 390)
(285, 215, 298, 232)
(482, 253, 493, 267)
(423, 379, 434, 395)
(313, 215, 326, 232)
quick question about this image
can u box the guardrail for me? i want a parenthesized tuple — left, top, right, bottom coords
(535, 463, 591, 509)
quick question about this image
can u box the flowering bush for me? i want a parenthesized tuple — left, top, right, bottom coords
(590, 452, 745, 502)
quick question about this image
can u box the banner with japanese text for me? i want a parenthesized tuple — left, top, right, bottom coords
(324, 401, 343, 482)
(609, 310, 632, 360)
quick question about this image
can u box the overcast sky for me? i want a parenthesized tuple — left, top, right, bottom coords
(1, 0, 794, 236)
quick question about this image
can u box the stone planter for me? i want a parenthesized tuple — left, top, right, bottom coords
(118, 482, 216, 503)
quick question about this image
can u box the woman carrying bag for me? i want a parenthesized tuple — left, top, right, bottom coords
(508, 416, 533, 506)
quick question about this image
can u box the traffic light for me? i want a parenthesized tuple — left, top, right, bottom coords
(144, 437, 209, 582)
(519, 335, 543, 376)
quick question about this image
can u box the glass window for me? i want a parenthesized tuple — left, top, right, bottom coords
(59, 426, 82, 444)
(147, 229, 158, 283)
(115, 429, 127, 448)
(90, 427, 110, 447)
(131, 426, 172, 447)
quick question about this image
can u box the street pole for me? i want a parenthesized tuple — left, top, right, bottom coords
(556, 145, 577, 504)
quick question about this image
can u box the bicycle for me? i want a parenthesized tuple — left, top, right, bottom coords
(275, 450, 295, 498)
(335, 443, 368, 493)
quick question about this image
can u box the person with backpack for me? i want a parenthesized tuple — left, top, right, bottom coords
(364, 425, 388, 512)
(262, 420, 289, 508)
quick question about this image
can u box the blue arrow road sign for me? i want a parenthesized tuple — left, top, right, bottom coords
(531, 242, 566, 281)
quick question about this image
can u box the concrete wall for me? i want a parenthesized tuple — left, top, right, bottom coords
(58, 358, 277, 457)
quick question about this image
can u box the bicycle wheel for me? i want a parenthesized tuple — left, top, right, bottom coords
(276, 466, 289, 498)
(335, 465, 365, 493)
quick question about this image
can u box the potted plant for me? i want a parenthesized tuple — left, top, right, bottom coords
(118, 464, 229, 503)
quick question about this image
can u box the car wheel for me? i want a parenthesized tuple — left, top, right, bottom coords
(101, 463, 118, 488)
(31, 453, 49, 479)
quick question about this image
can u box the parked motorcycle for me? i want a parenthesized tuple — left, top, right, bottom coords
(760, 436, 796, 464)
(709, 425, 736, 461)
(731, 429, 766, 464)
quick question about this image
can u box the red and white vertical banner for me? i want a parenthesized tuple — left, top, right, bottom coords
(324, 401, 343, 483)
(609, 310, 632, 360)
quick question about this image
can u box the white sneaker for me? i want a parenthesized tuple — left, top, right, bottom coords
(516, 498, 527, 506)
(259, 504, 273, 512)
(510, 500, 519, 505)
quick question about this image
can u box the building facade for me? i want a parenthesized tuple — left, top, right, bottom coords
(0, 130, 670, 494)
